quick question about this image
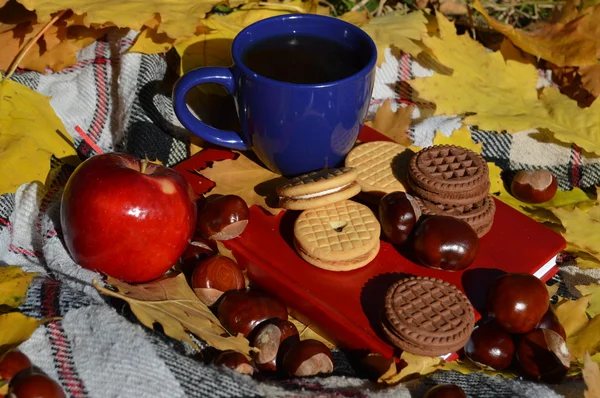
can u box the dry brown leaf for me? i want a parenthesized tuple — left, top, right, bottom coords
(580, 65, 600, 97)
(473, 0, 600, 67)
(438, 0, 468, 16)
(499, 38, 536, 66)
(93, 273, 254, 355)
(288, 313, 336, 349)
(199, 152, 285, 215)
(366, 99, 413, 146)
(584, 352, 600, 398)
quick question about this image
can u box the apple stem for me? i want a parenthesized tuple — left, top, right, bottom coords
(140, 159, 149, 174)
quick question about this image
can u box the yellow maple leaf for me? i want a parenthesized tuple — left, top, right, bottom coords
(18, 0, 224, 39)
(199, 152, 286, 215)
(359, 10, 429, 65)
(583, 352, 600, 398)
(379, 352, 442, 384)
(441, 357, 518, 378)
(288, 313, 336, 349)
(0, 267, 38, 309)
(567, 315, 600, 360)
(432, 126, 481, 153)
(577, 285, 600, 318)
(129, 27, 175, 54)
(94, 273, 255, 355)
(473, 0, 600, 67)
(554, 295, 592, 337)
(0, 312, 42, 359)
(552, 205, 600, 262)
(366, 99, 414, 146)
(0, 80, 78, 195)
(409, 12, 600, 155)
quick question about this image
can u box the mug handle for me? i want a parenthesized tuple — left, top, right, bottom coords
(172, 67, 249, 151)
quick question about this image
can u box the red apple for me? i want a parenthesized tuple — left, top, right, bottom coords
(60, 153, 197, 283)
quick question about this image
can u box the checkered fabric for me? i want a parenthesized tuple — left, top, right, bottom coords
(0, 32, 595, 397)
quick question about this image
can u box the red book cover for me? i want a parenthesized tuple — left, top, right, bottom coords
(174, 126, 566, 359)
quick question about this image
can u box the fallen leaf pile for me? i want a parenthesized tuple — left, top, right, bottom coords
(0, 267, 42, 363)
(93, 273, 255, 355)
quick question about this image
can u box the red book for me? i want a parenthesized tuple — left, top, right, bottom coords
(174, 126, 566, 359)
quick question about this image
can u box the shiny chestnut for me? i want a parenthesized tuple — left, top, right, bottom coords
(214, 350, 254, 375)
(379, 191, 421, 244)
(511, 170, 558, 204)
(8, 371, 66, 398)
(0, 350, 32, 381)
(412, 215, 479, 271)
(191, 255, 245, 306)
(464, 323, 514, 370)
(486, 273, 549, 334)
(516, 329, 570, 383)
(423, 384, 467, 398)
(536, 307, 566, 340)
(196, 195, 249, 241)
(252, 319, 300, 372)
(282, 339, 333, 377)
(217, 290, 288, 338)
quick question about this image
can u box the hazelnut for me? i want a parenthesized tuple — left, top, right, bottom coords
(378, 191, 421, 245)
(511, 170, 558, 204)
(412, 215, 479, 271)
(8, 371, 66, 398)
(196, 195, 249, 241)
(214, 350, 254, 375)
(464, 323, 515, 371)
(0, 350, 32, 381)
(282, 339, 333, 377)
(516, 329, 570, 383)
(191, 255, 245, 306)
(486, 273, 549, 334)
(217, 290, 288, 338)
(252, 319, 300, 372)
(424, 384, 467, 398)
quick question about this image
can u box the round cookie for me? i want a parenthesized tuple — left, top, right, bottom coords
(277, 167, 361, 210)
(414, 195, 496, 237)
(382, 276, 475, 357)
(407, 173, 490, 206)
(345, 141, 413, 195)
(408, 145, 489, 194)
(293, 200, 381, 271)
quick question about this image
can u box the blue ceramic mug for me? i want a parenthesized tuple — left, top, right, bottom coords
(173, 14, 376, 176)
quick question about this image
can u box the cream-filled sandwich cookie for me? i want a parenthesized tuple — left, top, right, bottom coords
(276, 167, 361, 210)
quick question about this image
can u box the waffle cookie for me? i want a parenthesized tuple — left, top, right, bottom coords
(382, 276, 475, 357)
(344, 141, 413, 196)
(414, 195, 496, 238)
(293, 200, 380, 271)
(407, 145, 495, 237)
(277, 167, 361, 210)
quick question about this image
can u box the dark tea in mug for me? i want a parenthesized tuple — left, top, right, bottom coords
(241, 34, 371, 84)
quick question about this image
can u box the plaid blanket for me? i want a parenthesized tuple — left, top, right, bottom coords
(0, 31, 596, 397)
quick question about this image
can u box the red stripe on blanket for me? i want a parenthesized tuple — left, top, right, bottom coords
(42, 279, 88, 397)
(570, 144, 582, 188)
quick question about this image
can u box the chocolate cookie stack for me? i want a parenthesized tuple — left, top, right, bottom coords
(406, 145, 495, 237)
